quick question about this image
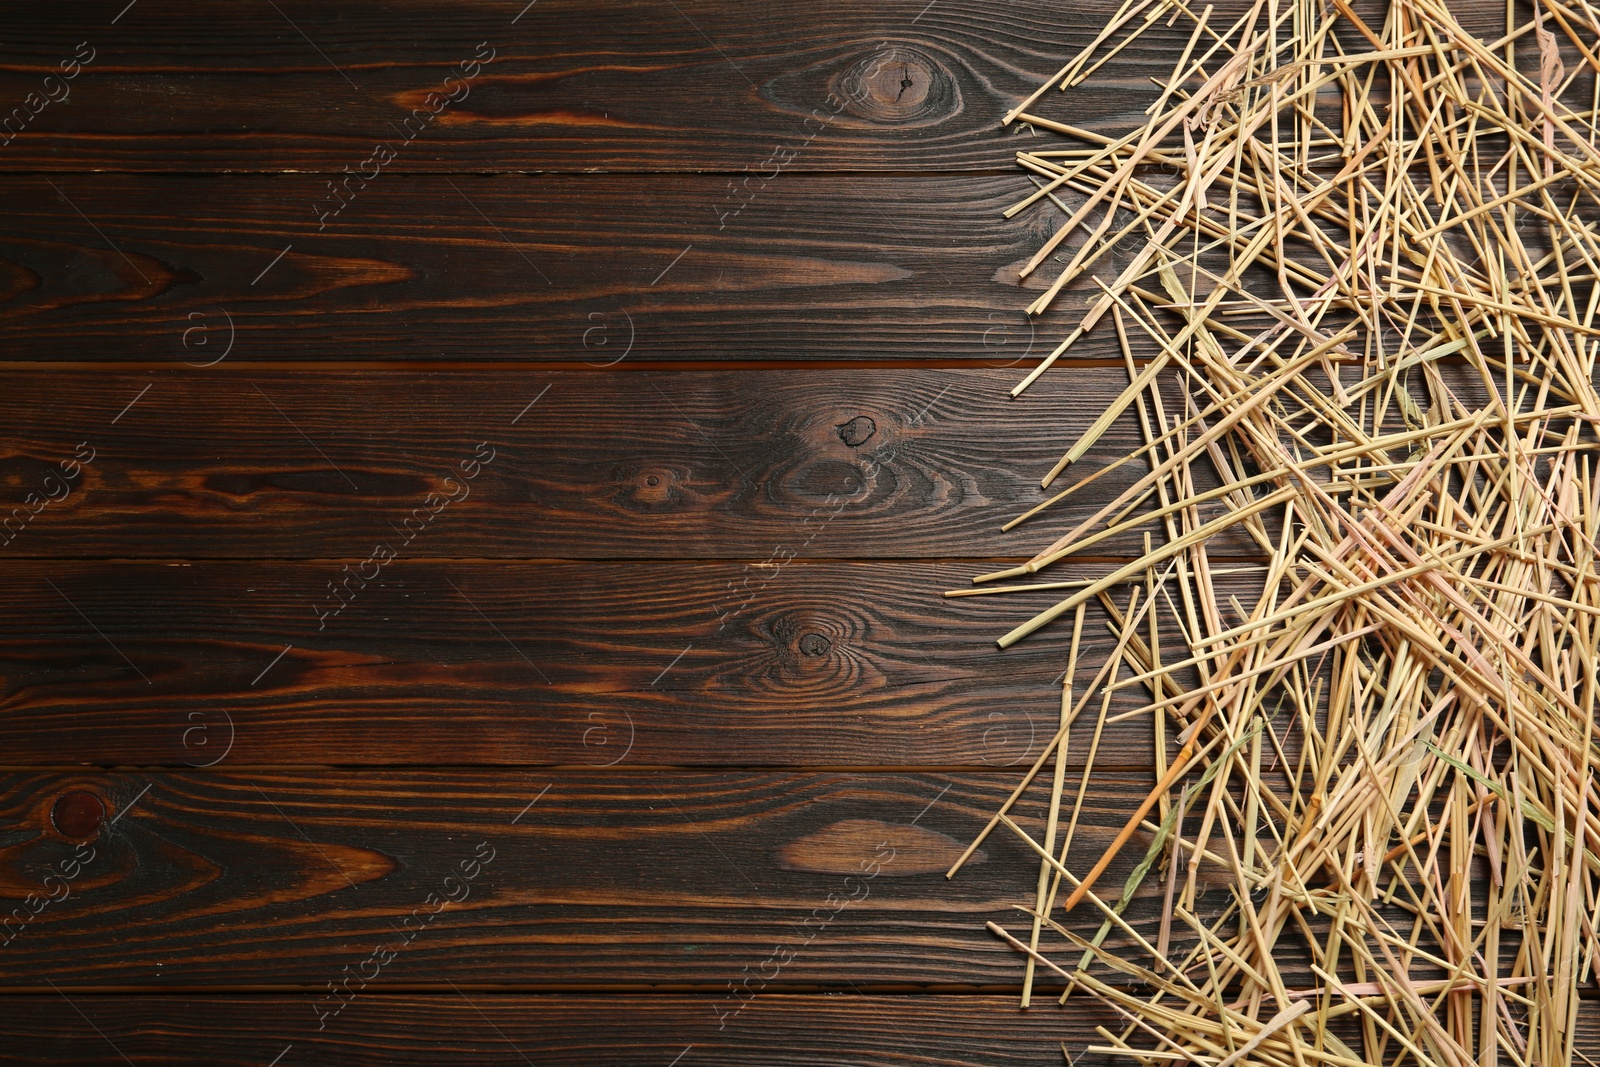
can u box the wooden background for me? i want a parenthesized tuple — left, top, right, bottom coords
(2, 1, 1593, 1063)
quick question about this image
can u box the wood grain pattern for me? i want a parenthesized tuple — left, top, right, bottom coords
(0, 367, 1261, 560)
(0, 995, 1137, 1066)
(1, 174, 1097, 363)
(0, 0, 1186, 173)
(18, 994, 1585, 1067)
(0, 770, 1211, 990)
(0, 560, 1260, 766)
(0, 0, 1508, 1050)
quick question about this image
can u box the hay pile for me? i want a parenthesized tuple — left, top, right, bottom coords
(947, 1, 1600, 1064)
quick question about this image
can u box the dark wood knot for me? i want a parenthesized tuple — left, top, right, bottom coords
(833, 44, 957, 127)
(836, 415, 876, 447)
(52, 791, 105, 840)
(798, 632, 832, 656)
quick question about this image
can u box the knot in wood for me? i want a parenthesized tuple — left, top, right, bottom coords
(798, 632, 832, 656)
(52, 790, 105, 839)
(834, 45, 954, 126)
(836, 415, 876, 447)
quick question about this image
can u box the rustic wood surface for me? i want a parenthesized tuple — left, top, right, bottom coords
(0, 559, 1256, 767)
(0, 771, 1189, 990)
(0, 0, 1588, 1063)
(0, 0, 1174, 173)
(5, 995, 1594, 1067)
(0, 368, 1257, 559)
(1, 175, 1087, 363)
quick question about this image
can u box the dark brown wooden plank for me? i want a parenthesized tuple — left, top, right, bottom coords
(4, 994, 1593, 1066)
(0, 367, 1262, 560)
(0, 559, 1266, 766)
(0, 0, 1181, 173)
(0, 770, 1230, 990)
(0, 992, 1521, 1067)
(0, 174, 1085, 364)
(0, 994, 1117, 1066)
(1, 994, 1594, 1067)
